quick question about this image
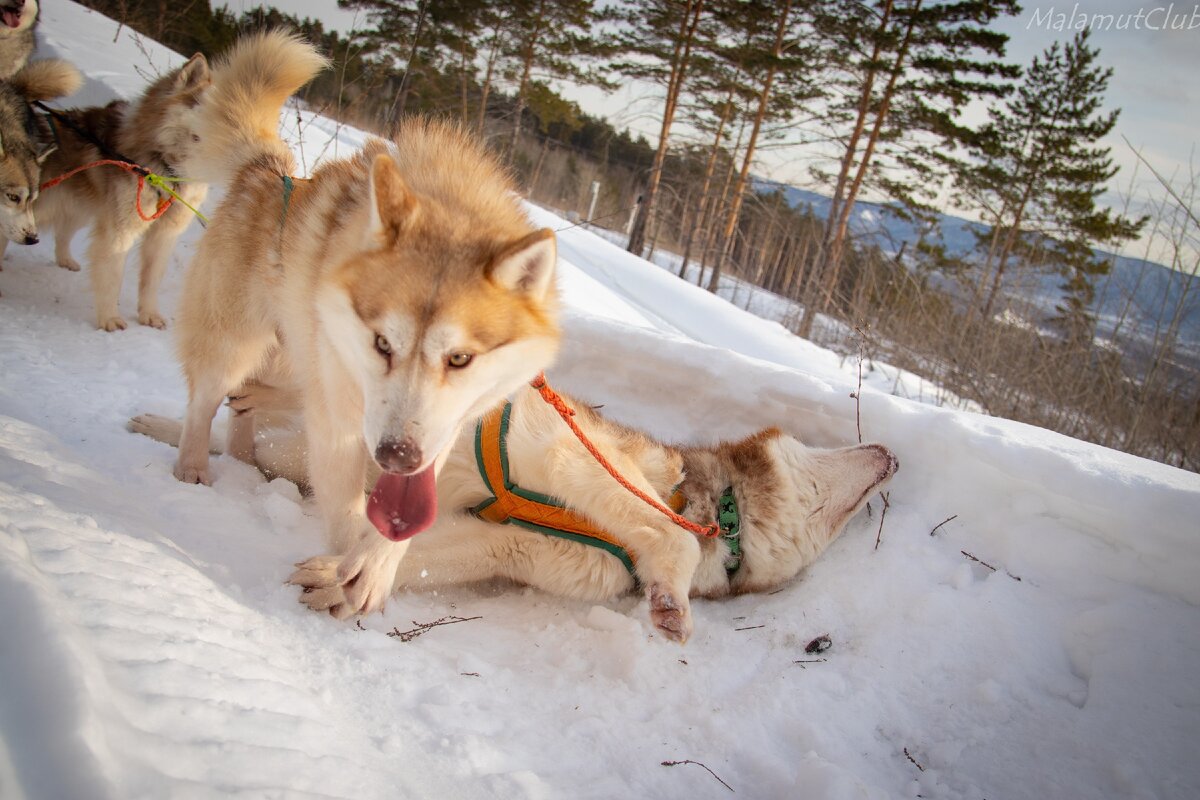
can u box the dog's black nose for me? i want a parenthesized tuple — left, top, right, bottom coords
(375, 437, 422, 473)
(22, 233, 37, 245)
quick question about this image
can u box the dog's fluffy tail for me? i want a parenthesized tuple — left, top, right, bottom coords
(9, 59, 83, 102)
(192, 30, 328, 184)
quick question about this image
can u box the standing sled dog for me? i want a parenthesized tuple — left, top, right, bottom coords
(131, 383, 898, 642)
(172, 31, 648, 607)
(33, 51, 211, 330)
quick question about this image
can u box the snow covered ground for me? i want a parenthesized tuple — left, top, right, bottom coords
(2, 5, 1199, 799)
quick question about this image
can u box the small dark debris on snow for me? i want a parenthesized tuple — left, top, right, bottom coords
(805, 634, 832, 654)
(904, 747, 926, 772)
(734, 624, 765, 632)
(661, 759, 734, 793)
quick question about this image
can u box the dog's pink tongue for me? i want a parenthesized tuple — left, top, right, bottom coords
(1, 11, 20, 29)
(366, 466, 438, 541)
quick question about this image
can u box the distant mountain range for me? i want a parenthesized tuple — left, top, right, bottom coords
(760, 180, 1200, 361)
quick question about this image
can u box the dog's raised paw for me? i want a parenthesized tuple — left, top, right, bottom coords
(57, 257, 82, 272)
(648, 583, 693, 644)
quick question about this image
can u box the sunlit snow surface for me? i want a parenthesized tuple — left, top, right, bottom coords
(2, 4, 1198, 799)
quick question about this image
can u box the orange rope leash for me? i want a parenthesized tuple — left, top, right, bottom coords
(40, 159, 173, 222)
(530, 374, 720, 538)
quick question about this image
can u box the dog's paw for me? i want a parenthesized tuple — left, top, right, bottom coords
(127, 413, 171, 438)
(57, 257, 82, 272)
(288, 555, 342, 589)
(336, 554, 398, 618)
(647, 583, 693, 644)
(138, 310, 168, 329)
(290, 556, 350, 615)
(98, 315, 128, 332)
(172, 460, 211, 485)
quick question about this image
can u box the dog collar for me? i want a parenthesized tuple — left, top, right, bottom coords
(717, 486, 742, 575)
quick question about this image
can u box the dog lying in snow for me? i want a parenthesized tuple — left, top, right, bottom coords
(131, 381, 898, 642)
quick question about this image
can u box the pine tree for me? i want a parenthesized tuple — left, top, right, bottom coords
(498, 0, 613, 157)
(702, 0, 819, 294)
(960, 31, 1144, 335)
(806, 0, 1021, 327)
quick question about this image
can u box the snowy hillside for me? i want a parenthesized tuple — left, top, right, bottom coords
(766, 180, 1200, 358)
(2, 4, 1199, 799)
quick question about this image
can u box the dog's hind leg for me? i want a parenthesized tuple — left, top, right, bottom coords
(174, 329, 277, 485)
(53, 217, 83, 272)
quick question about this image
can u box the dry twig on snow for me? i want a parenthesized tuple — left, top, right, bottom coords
(387, 615, 483, 643)
(661, 760, 734, 793)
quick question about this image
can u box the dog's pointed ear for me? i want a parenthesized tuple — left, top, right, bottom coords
(368, 153, 417, 244)
(490, 228, 557, 298)
(176, 53, 210, 91)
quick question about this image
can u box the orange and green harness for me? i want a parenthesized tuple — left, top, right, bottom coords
(470, 402, 744, 577)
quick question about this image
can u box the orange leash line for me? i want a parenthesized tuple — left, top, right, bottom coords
(40, 159, 173, 222)
(530, 374, 720, 539)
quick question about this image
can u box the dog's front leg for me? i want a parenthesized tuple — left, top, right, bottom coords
(303, 397, 378, 553)
(86, 219, 140, 331)
(548, 446, 701, 643)
(137, 202, 195, 329)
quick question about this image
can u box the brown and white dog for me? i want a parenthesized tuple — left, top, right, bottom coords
(32, 51, 211, 330)
(168, 34, 569, 603)
(0, 59, 80, 255)
(132, 381, 898, 642)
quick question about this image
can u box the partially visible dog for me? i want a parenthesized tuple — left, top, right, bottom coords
(131, 382, 898, 642)
(33, 51, 211, 330)
(169, 34, 571, 605)
(0, 59, 80, 255)
(0, 0, 37, 79)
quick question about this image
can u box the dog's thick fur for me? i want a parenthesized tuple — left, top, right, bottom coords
(0, 0, 37, 80)
(0, 59, 80, 252)
(131, 384, 897, 642)
(31, 52, 212, 330)
(171, 34, 590, 613)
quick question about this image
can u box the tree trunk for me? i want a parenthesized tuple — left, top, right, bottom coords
(394, 0, 430, 122)
(678, 92, 733, 278)
(706, 0, 793, 293)
(627, 0, 705, 256)
(823, 0, 893, 248)
(477, 26, 503, 135)
(509, 0, 547, 158)
(820, 0, 919, 313)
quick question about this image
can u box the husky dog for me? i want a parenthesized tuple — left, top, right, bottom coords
(131, 383, 898, 642)
(33, 52, 211, 330)
(0, 0, 37, 80)
(0, 59, 80, 255)
(171, 34, 590, 595)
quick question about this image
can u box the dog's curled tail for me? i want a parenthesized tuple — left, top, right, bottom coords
(9, 59, 83, 102)
(193, 30, 328, 184)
